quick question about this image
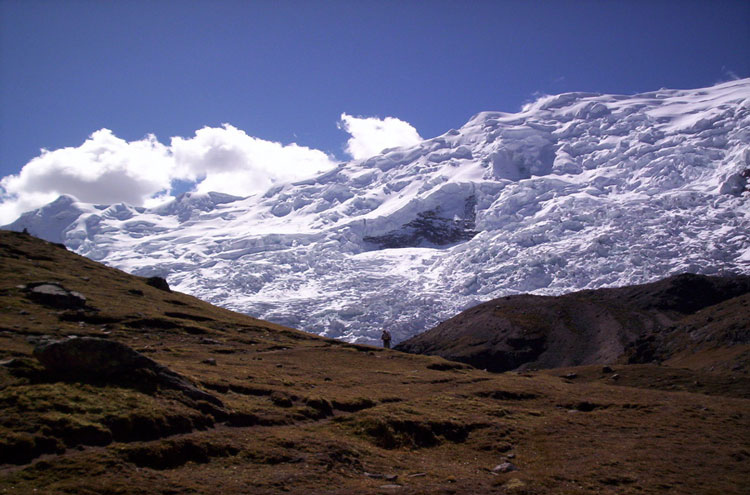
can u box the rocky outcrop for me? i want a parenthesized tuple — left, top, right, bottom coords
(364, 196, 478, 249)
(23, 282, 87, 309)
(33, 337, 222, 406)
(146, 276, 171, 292)
(720, 168, 750, 196)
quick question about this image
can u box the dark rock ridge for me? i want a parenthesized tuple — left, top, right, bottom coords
(395, 274, 750, 372)
(364, 196, 478, 249)
(34, 337, 222, 406)
(719, 167, 750, 196)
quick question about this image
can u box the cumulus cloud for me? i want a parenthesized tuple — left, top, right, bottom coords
(170, 124, 335, 196)
(0, 114, 422, 224)
(339, 113, 422, 160)
(0, 125, 338, 224)
(0, 129, 173, 224)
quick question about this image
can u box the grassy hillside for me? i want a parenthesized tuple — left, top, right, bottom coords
(0, 230, 748, 494)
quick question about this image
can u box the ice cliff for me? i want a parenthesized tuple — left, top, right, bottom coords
(7, 79, 750, 344)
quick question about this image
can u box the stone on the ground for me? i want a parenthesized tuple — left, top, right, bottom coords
(504, 478, 526, 489)
(492, 462, 518, 473)
(25, 282, 86, 309)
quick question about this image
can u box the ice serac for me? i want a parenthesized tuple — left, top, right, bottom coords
(5, 80, 750, 345)
(150, 192, 244, 222)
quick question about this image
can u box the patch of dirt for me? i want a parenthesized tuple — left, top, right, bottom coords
(344, 415, 478, 450)
(163, 312, 215, 322)
(475, 390, 540, 401)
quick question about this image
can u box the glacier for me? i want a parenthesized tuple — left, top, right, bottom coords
(6, 79, 750, 345)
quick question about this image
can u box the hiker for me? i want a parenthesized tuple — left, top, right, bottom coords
(381, 329, 392, 349)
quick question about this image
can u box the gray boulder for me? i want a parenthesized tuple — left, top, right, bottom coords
(492, 462, 518, 473)
(25, 282, 86, 309)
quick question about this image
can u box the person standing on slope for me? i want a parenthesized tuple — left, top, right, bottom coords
(381, 329, 392, 349)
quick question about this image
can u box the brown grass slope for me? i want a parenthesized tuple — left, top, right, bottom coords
(395, 274, 750, 374)
(0, 230, 748, 495)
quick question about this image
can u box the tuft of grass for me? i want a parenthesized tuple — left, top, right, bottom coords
(119, 437, 239, 470)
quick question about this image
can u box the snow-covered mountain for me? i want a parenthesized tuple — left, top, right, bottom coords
(7, 80, 750, 344)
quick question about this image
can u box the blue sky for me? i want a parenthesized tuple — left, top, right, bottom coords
(1, 0, 748, 221)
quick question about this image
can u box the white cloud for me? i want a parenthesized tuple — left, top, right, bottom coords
(0, 125, 338, 224)
(338, 113, 422, 160)
(720, 66, 741, 82)
(170, 124, 336, 196)
(0, 129, 173, 224)
(0, 114, 423, 224)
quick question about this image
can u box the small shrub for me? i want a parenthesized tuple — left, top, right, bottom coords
(0, 432, 64, 465)
(121, 438, 238, 470)
(270, 392, 294, 408)
(304, 397, 333, 418)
